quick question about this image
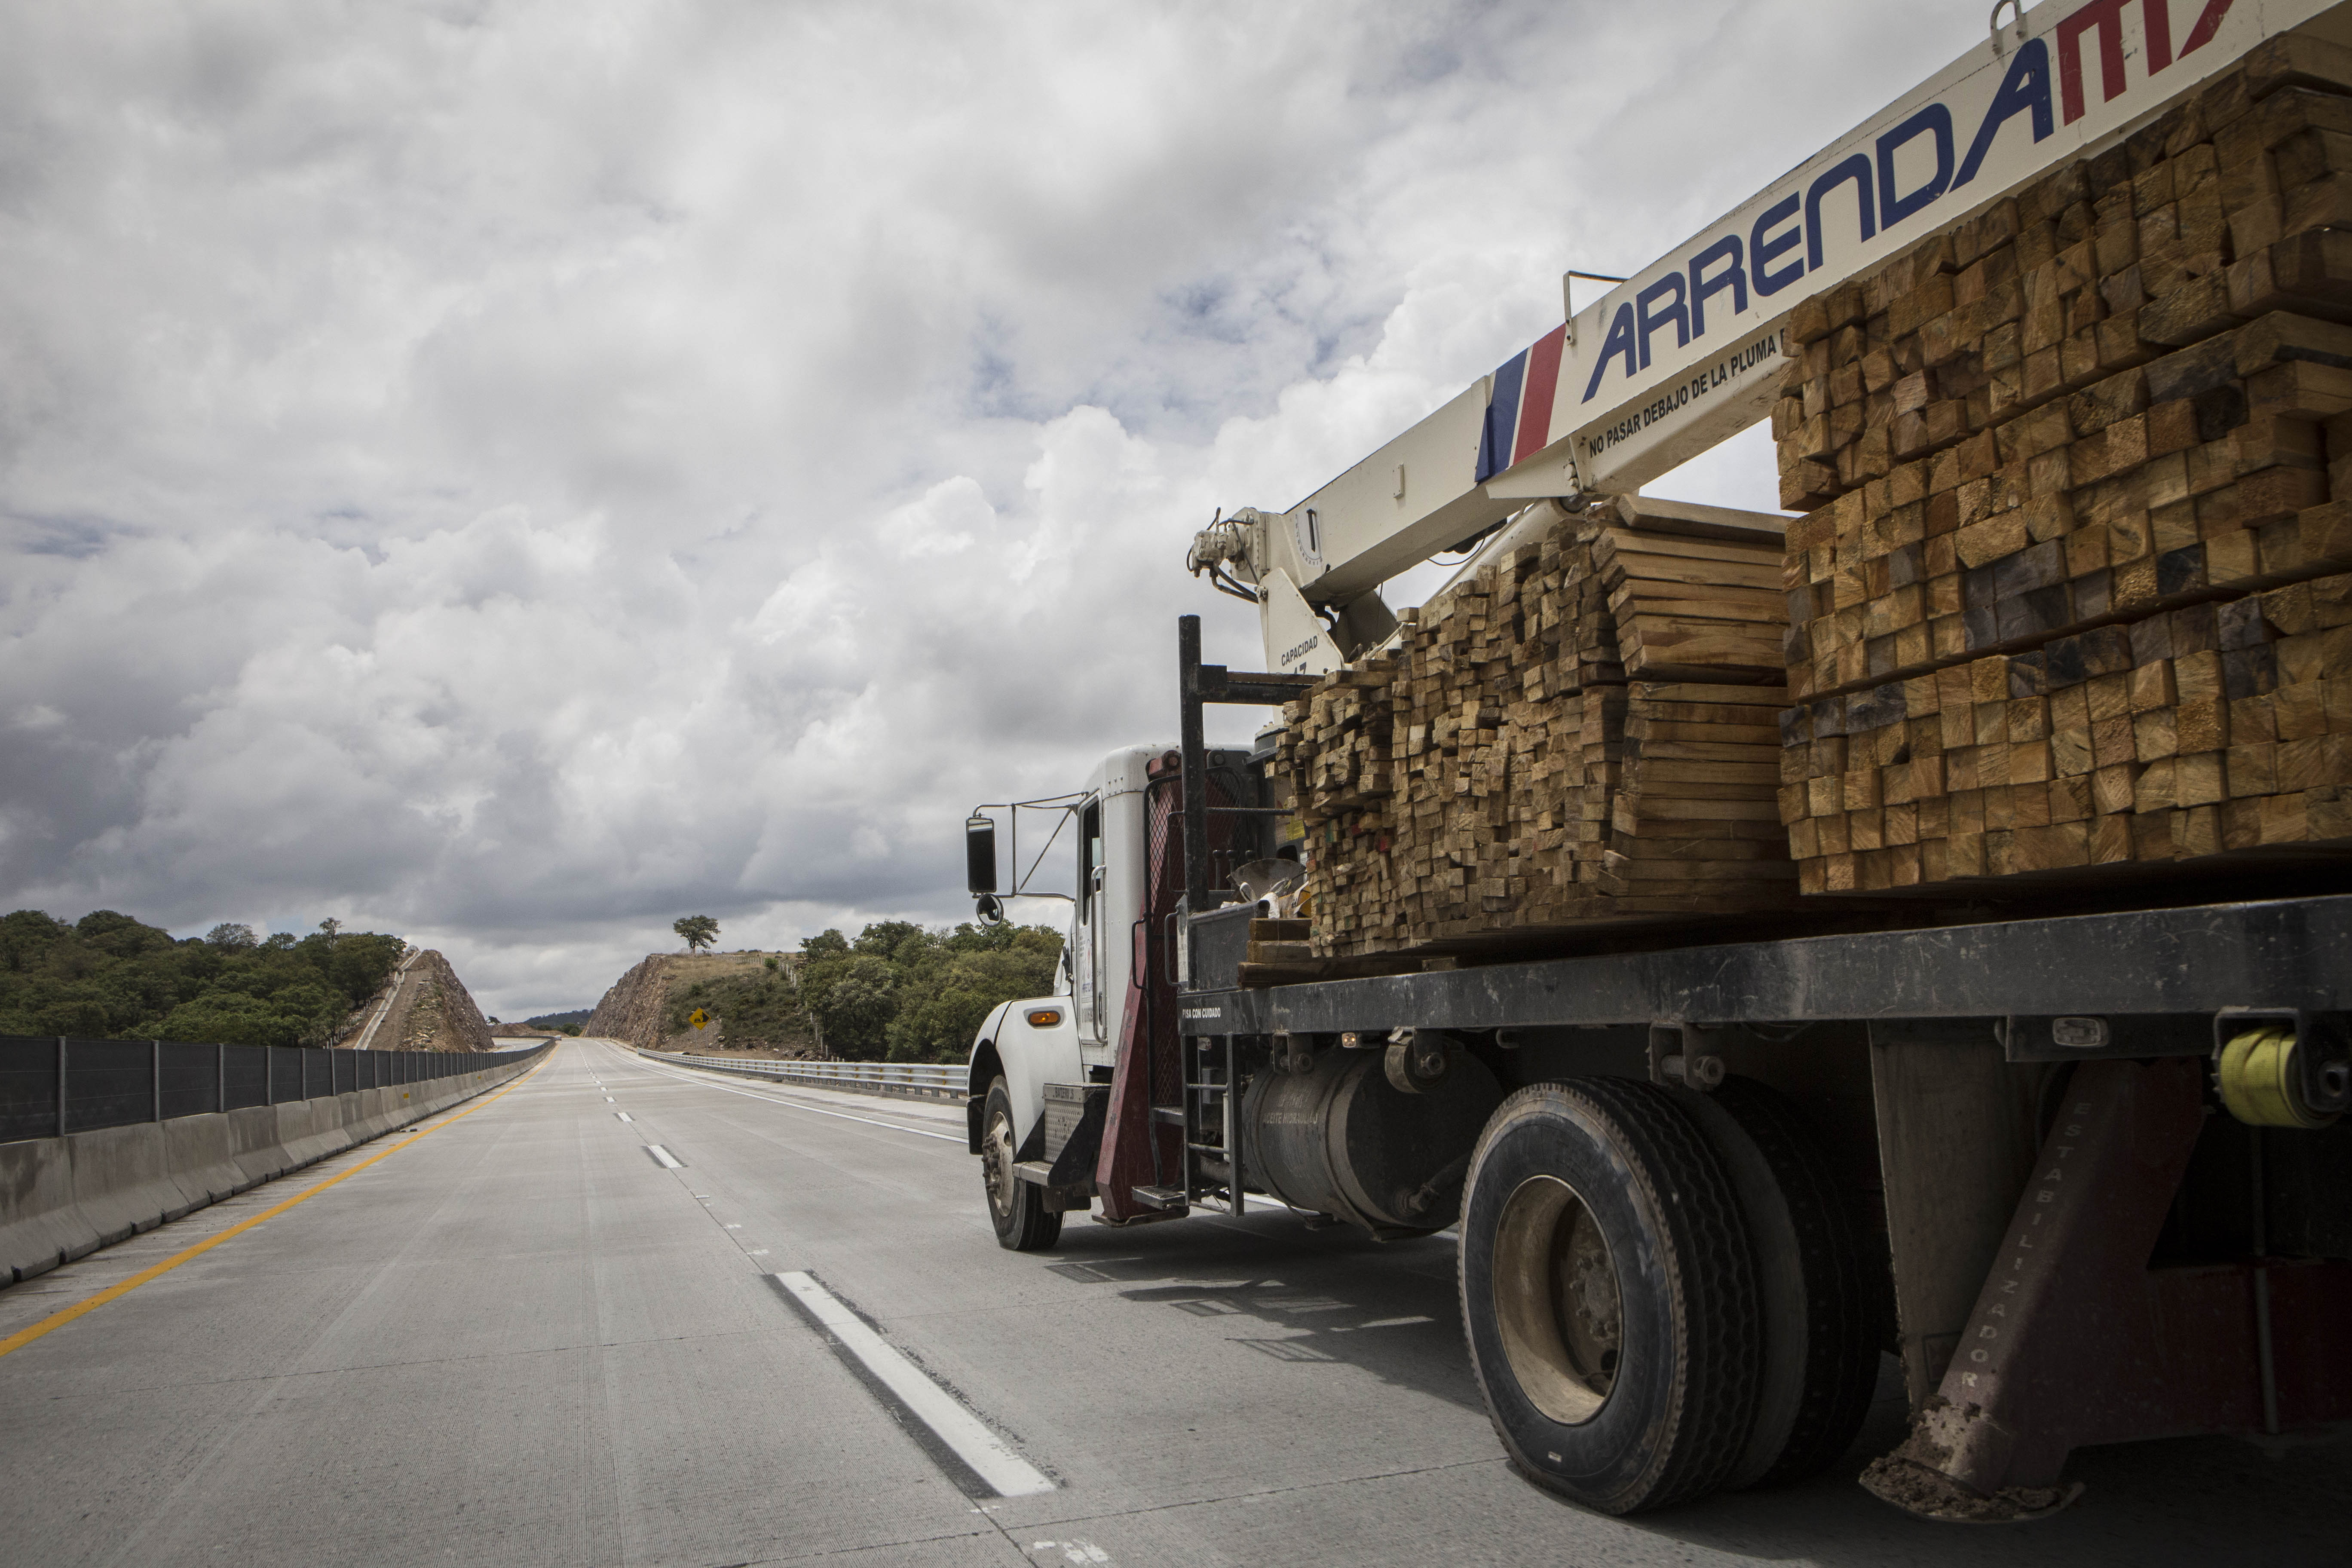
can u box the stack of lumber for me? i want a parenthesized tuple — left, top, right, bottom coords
(1236, 917, 1439, 986)
(1777, 33, 2352, 528)
(1779, 571, 2352, 889)
(1773, 37, 2352, 893)
(1277, 499, 1796, 958)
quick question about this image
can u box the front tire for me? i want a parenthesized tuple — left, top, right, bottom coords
(981, 1076, 1063, 1252)
(1459, 1078, 1759, 1515)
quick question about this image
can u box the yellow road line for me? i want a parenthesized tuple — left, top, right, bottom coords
(0, 1060, 548, 1362)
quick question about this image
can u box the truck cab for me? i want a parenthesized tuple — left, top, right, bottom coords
(1063, 745, 1158, 1071)
(962, 731, 1285, 1249)
(962, 745, 1153, 1157)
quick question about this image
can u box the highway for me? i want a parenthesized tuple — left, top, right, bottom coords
(0, 1038, 2343, 1567)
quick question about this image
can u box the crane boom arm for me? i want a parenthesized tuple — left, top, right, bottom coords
(1201, 0, 2347, 676)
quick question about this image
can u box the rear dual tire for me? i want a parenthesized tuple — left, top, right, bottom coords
(1458, 1075, 1875, 1514)
(1675, 1077, 1878, 1491)
(1461, 1078, 1760, 1515)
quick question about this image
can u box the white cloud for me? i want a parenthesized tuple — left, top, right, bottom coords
(0, 0, 1989, 1014)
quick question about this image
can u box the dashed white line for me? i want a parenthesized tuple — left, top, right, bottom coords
(646, 1145, 683, 1169)
(615, 1112, 633, 1123)
(773, 1271, 1054, 1498)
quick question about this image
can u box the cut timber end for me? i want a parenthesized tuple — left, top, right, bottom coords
(1276, 507, 1798, 957)
(1772, 51, 2352, 900)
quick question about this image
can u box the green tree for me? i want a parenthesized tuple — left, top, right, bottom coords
(885, 942, 1062, 1062)
(773, 919, 1065, 1063)
(674, 915, 720, 953)
(0, 910, 68, 973)
(805, 954, 899, 1059)
(0, 909, 406, 1046)
(157, 977, 341, 1048)
(852, 920, 927, 962)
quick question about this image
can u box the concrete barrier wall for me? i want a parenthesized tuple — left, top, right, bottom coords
(0, 1047, 546, 1287)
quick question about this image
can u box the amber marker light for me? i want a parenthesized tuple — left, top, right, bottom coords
(1026, 1009, 1063, 1027)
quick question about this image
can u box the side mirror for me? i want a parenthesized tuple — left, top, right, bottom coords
(975, 894, 1006, 926)
(965, 814, 998, 895)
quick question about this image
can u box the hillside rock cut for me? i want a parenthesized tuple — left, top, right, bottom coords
(374, 950, 497, 1053)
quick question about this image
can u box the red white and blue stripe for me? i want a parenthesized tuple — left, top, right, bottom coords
(1474, 325, 1565, 484)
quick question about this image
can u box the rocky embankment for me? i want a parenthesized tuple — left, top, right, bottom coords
(586, 955, 675, 1049)
(380, 950, 497, 1053)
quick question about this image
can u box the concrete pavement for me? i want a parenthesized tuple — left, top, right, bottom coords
(0, 1038, 2342, 1567)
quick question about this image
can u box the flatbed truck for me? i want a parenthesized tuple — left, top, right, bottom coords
(962, 623, 2350, 1518)
(958, 0, 2352, 1521)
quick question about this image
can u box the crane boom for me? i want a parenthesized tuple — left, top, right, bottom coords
(1198, 0, 2346, 677)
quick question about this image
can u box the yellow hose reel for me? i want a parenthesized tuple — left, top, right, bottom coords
(2216, 1024, 2342, 1130)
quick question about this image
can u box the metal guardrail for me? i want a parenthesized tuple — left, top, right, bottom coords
(0, 1034, 551, 1144)
(640, 1049, 965, 1101)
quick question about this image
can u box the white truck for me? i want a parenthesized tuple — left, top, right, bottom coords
(961, 0, 2352, 1521)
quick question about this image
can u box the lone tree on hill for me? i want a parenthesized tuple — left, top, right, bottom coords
(674, 915, 720, 953)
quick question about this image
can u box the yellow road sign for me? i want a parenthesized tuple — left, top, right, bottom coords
(689, 1009, 710, 1029)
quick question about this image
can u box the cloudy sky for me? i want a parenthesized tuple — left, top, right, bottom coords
(0, 0, 1992, 1017)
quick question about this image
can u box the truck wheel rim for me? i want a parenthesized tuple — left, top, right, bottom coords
(983, 1107, 1017, 1217)
(1492, 1173, 1620, 1425)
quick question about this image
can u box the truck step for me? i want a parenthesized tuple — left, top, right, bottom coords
(1130, 1185, 1188, 1211)
(1012, 1161, 1055, 1186)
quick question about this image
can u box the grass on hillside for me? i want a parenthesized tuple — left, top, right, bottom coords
(662, 953, 817, 1054)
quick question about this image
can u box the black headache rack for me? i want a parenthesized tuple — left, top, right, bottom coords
(1174, 613, 1313, 906)
(1111, 616, 1311, 1220)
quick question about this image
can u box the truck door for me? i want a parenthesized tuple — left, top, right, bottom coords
(1074, 799, 1106, 1041)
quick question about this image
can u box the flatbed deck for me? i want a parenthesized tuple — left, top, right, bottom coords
(1185, 893, 2352, 1039)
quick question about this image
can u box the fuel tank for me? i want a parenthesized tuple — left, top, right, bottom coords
(1240, 1043, 1501, 1235)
